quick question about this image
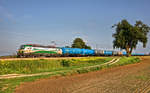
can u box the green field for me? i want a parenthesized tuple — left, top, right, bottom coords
(0, 57, 112, 75)
(0, 57, 140, 93)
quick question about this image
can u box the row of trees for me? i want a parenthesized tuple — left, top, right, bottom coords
(66, 19, 150, 56)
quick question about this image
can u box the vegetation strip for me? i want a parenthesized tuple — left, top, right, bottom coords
(0, 57, 86, 61)
(0, 57, 112, 75)
(109, 58, 120, 65)
(0, 58, 117, 79)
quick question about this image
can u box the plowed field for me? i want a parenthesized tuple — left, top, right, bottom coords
(15, 56, 150, 93)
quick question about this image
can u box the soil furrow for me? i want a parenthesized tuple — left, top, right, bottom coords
(15, 56, 150, 93)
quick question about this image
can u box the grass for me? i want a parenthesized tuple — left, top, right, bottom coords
(73, 57, 141, 74)
(0, 57, 112, 75)
(0, 56, 140, 93)
(135, 75, 150, 81)
(116, 56, 140, 65)
(0, 74, 53, 93)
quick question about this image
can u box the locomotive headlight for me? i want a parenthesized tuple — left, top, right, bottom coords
(18, 49, 24, 54)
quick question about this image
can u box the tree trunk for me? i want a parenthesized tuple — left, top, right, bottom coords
(129, 47, 133, 56)
(126, 46, 131, 57)
(127, 52, 131, 57)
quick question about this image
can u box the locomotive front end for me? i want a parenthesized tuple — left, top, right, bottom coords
(17, 45, 25, 57)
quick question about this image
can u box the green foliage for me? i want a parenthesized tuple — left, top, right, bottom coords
(113, 57, 140, 66)
(65, 46, 70, 48)
(0, 57, 111, 75)
(61, 60, 70, 67)
(135, 75, 149, 81)
(85, 45, 91, 49)
(0, 59, 62, 74)
(112, 19, 150, 56)
(76, 69, 89, 74)
(71, 38, 91, 49)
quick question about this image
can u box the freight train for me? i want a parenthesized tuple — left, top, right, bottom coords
(17, 44, 145, 57)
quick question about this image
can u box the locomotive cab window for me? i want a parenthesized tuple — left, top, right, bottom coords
(20, 45, 25, 49)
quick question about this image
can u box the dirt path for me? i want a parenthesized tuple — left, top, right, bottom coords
(15, 56, 150, 93)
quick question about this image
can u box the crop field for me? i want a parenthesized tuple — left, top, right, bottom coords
(0, 56, 141, 93)
(0, 57, 112, 75)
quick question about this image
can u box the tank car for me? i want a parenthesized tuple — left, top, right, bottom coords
(94, 50, 104, 56)
(104, 50, 113, 56)
(61, 48, 95, 56)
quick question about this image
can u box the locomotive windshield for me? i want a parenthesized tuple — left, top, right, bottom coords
(20, 45, 25, 49)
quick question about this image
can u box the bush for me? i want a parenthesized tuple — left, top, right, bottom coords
(61, 60, 70, 67)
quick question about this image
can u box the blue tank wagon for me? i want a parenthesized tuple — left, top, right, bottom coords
(132, 53, 145, 56)
(104, 50, 113, 56)
(61, 48, 95, 56)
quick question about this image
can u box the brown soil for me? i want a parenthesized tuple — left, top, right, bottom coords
(15, 56, 150, 93)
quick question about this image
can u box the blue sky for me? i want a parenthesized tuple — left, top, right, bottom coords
(0, 0, 150, 56)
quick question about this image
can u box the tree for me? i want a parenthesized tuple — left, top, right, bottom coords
(65, 46, 70, 48)
(71, 38, 91, 49)
(85, 45, 91, 49)
(112, 19, 150, 56)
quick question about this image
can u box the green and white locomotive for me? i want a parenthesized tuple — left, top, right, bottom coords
(17, 44, 62, 57)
